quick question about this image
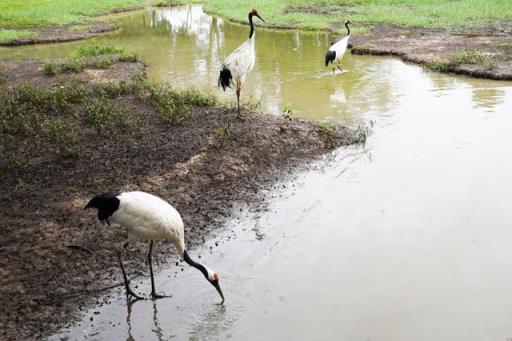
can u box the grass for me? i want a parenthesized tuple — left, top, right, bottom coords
(0, 66, 6, 84)
(42, 44, 137, 75)
(425, 49, 498, 72)
(0, 72, 218, 168)
(75, 43, 124, 58)
(0, 0, 144, 28)
(0, 29, 36, 42)
(313, 121, 337, 148)
(193, 0, 512, 30)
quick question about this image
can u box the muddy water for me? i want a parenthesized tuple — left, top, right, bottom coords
(4, 5, 512, 341)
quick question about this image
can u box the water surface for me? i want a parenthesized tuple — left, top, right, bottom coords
(4, 5, 512, 341)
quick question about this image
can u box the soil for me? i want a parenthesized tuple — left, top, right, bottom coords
(0, 61, 366, 340)
(289, 6, 512, 81)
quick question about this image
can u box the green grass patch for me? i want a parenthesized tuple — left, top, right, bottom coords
(75, 43, 124, 58)
(0, 29, 36, 43)
(119, 52, 138, 62)
(0, 0, 144, 28)
(193, 0, 512, 30)
(0, 73, 218, 169)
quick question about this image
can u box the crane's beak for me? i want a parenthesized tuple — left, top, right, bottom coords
(212, 280, 225, 304)
(256, 14, 265, 23)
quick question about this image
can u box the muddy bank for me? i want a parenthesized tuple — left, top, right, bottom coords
(287, 6, 512, 81)
(0, 22, 121, 47)
(0, 61, 366, 340)
(349, 24, 512, 81)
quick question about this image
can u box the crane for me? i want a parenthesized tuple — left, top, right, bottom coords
(84, 191, 224, 303)
(325, 20, 352, 74)
(218, 9, 265, 117)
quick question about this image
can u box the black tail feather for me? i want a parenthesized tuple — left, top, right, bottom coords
(218, 67, 233, 91)
(325, 50, 336, 67)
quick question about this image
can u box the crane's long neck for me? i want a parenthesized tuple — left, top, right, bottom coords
(183, 250, 208, 279)
(345, 22, 351, 37)
(248, 13, 255, 39)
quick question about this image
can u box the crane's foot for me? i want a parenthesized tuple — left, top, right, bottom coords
(150, 292, 172, 300)
(337, 66, 343, 72)
(125, 285, 144, 301)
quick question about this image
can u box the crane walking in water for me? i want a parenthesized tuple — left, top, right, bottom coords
(84, 191, 224, 303)
(218, 9, 265, 117)
(325, 20, 352, 74)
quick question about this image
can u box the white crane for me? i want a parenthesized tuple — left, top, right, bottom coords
(325, 20, 352, 74)
(218, 9, 265, 116)
(84, 191, 224, 303)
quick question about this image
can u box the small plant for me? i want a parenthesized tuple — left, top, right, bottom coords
(83, 97, 115, 131)
(42, 60, 56, 75)
(119, 52, 138, 62)
(91, 56, 114, 69)
(425, 49, 498, 72)
(59, 58, 84, 73)
(75, 43, 124, 57)
(212, 126, 227, 139)
(44, 117, 80, 158)
(314, 122, 337, 148)
(178, 87, 218, 107)
(148, 83, 191, 123)
(282, 103, 293, 121)
(0, 66, 7, 84)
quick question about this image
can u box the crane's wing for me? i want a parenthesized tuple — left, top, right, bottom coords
(113, 192, 184, 250)
(221, 40, 255, 82)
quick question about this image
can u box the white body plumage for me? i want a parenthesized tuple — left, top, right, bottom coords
(112, 191, 185, 255)
(221, 35, 256, 88)
(328, 35, 349, 64)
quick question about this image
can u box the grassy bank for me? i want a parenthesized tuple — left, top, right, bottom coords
(0, 0, 153, 43)
(193, 0, 512, 30)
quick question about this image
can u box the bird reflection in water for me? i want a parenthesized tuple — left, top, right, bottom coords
(124, 300, 168, 341)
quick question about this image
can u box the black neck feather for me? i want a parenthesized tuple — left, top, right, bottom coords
(249, 13, 255, 38)
(183, 250, 208, 279)
(345, 22, 350, 36)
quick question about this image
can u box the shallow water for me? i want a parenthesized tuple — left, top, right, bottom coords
(5, 5, 512, 341)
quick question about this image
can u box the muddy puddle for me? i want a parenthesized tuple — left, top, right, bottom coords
(3, 5, 512, 341)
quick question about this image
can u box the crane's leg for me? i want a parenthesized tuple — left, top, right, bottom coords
(117, 249, 143, 301)
(337, 65, 343, 72)
(332, 66, 335, 74)
(236, 85, 241, 118)
(148, 241, 169, 299)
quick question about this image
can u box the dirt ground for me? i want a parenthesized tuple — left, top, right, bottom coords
(0, 61, 366, 340)
(290, 6, 512, 81)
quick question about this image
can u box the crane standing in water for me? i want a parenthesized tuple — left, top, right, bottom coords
(84, 191, 224, 303)
(325, 20, 352, 74)
(218, 9, 265, 116)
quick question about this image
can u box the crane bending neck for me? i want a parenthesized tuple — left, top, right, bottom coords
(345, 22, 351, 36)
(183, 250, 208, 279)
(249, 13, 255, 39)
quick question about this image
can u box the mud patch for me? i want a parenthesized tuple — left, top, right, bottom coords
(349, 24, 512, 80)
(0, 61, 366, 340)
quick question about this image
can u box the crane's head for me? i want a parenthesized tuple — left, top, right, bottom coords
(345, 20, 352, 25)
(250, 9, 265, 23)
(206, 268, 224, 304)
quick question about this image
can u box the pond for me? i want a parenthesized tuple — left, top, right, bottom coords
(3, 5, 512, 341)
